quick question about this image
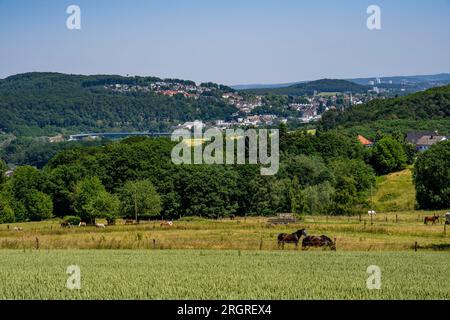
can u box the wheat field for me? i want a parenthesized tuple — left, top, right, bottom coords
(0, 250, 448, 300)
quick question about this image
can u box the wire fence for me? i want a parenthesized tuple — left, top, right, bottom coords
(1, 235, 448, 252)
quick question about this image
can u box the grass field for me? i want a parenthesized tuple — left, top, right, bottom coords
(0, 211, 448, 251)
(372, 168, 416, 212)
(0, 250, 449, 299)
(0, 169, 448, 300)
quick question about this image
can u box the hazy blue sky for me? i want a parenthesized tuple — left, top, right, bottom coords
(1, 0, 450, 85)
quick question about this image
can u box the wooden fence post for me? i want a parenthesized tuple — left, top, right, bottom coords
(370, 214, 373, 226)
(414, 241, 418, 252)
(364, 220, 366, 230)
(445, 224, 447, 236)
(35, 237, 40, 250)
(152, 239, 156, 249)
(259, 237, 263, 251)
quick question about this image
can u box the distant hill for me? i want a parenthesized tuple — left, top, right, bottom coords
(320, 85, 450, 135)
(232, 81, 304, 90)
(0, 72, 237, 136)
(232, 73, 450, 90)
(241, 79, 369, 96)
(348, 73, 450, 85)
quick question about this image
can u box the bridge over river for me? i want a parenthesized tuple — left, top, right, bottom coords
(68, 132, 172, 141)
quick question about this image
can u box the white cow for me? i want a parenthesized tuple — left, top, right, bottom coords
(368, 210, 377, 216)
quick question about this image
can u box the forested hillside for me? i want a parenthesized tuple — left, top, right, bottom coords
(0, 73, 237, 136)
(242, 79, 369, 96)
(320, 85, 450, 136)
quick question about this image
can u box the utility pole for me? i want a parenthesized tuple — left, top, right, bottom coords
(134, 193, 138, 224)
(370, 184, 374, 209)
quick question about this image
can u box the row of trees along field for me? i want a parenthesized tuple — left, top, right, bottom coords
(0, 127, 448, 224)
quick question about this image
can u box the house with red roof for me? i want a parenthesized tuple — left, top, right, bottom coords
(357, 135, 374, 147)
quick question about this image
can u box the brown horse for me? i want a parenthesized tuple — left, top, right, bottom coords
(277, 229, 307, 249)
(424, 215, 439, 225)
(302, 235, 336, 251)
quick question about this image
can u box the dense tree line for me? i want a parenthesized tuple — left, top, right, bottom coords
(0, 137, 107, 169)
(0, 130, 380, 223)
(2, 127, 448, 224)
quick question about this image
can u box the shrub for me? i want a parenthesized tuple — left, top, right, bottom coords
(63, 216, 82, 225)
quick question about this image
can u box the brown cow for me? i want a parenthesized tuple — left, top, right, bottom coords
(160, 221, 173, 227)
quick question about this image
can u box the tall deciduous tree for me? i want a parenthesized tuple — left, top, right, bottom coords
(120, 180, 162, 222)
(370, 136, 407, 175)
(73, 176, 119, 224)
(25, 191, 53, 221)
(0, 160, 8, 185)
(414, 140, 450, 209)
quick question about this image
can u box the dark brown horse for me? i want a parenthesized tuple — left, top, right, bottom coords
(277, 229, 307, 249)
(424, 215, 439, 225)
(302, 235, 336, 251)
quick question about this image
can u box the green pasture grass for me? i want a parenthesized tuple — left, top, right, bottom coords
(372, 168, 416, 212)
(0, 211, 448, 251)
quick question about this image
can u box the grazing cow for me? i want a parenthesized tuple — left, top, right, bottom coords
(13, 227, 23, 231)
(277, 229, 308, 249)
(95, 223, 106, 229)
(229, 214, 236, 221)
(124, 219, 135, 225)
(424, 215, 439, 225)
(368, 210, 377, 216)
(160, 221, 173, 227)
(78, 222, 87, 227)
(302, 235, 336, 251)
(61, 221, 72, 228)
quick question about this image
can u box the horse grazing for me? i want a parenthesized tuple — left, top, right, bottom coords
(95, 223, 106, 228)
(368, 210, 377, 216)
(277, 229, 307, 249)
(13, 227, 23, 232)
(302, 235, 336, 251)
(78, 222, 87, 227)
(160, 221, 173, 227)
(424, 215, 439, 225)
